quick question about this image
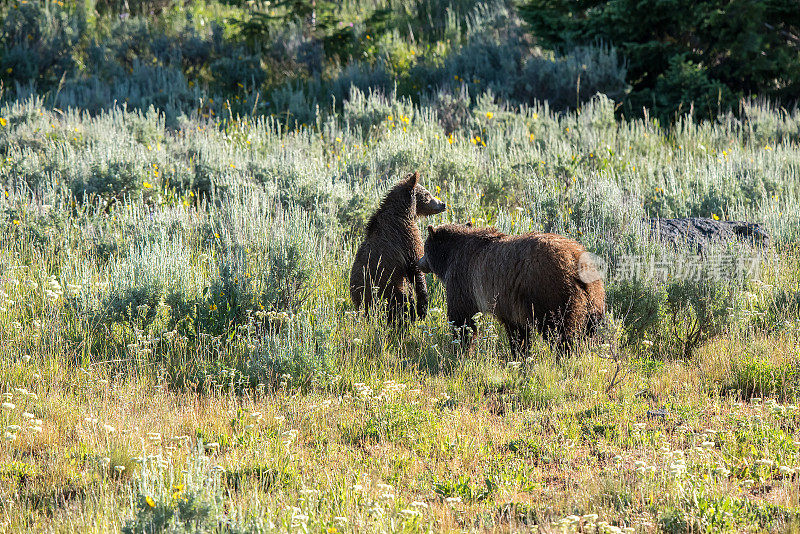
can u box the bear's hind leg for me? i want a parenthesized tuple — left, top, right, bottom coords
(538, 311, 569, 355)
(559, 296, 591, 355)
(504, 322, 531, 360)
(387, 286, 413, 328)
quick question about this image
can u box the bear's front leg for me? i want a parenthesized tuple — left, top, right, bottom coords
(413, 269, 428, 320)
(446, 290, 478, 351)
(447, 312, 477, 352)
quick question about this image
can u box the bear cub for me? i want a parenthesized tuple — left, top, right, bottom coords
(350, 172, 446, 324)
(418, 223, 605, 354)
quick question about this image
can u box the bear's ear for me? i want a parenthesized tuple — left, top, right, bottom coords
(427, 225, 435, 235)
(407, 171, 419, 188)
(464, 221, 473, 227)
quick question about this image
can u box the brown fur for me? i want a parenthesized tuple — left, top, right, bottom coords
(418, 223, 605, 355)
(349, 172, 446, 324)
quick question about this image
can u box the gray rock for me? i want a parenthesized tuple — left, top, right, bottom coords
(650, 217, 769, 251)
(647, 408, 669, 419)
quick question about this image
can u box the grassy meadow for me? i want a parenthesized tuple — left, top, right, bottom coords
(0, 2, 800, 532)
(0, 91, 799, 532)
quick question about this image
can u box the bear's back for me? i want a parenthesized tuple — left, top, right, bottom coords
(449, 231, 589, 323)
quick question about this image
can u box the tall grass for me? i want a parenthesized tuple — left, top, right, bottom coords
(0, 80, 799, 530)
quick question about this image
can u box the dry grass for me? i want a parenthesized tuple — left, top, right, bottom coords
(1, 332, 799, 532)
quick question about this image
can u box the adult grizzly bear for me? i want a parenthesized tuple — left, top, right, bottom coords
(417, 223, 605, 355)
(349, 172, 446, 324)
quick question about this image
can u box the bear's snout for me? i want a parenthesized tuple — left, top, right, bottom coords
(431, 198, 446, 214)
(418, 255, 431, 273)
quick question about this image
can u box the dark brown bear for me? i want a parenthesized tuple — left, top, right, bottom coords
(417, 223, 605, 355)
(349, 172, 446, 324)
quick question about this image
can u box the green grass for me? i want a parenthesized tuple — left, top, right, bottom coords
(0, 89, 799, 531)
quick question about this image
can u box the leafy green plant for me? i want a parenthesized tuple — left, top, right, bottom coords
(658, 507, 689, 534)
(122, 448, 224, 534)
(433, 475, 497, 503)
(726, 356, 800, 399)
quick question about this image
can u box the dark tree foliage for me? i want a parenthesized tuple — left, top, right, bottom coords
(519, 0, 800, 120)
(235, 0, 391, 65)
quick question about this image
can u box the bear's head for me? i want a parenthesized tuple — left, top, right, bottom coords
(403, 172, 446, 217)
(419, 223, 499, 275)
(418, 224, 460, 276)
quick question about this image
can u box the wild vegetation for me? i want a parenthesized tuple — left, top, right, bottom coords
(1, 0, 800, 532)
(520, 0, 800, 120)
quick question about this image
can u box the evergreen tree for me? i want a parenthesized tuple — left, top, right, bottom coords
(519, 0, 800, 119)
